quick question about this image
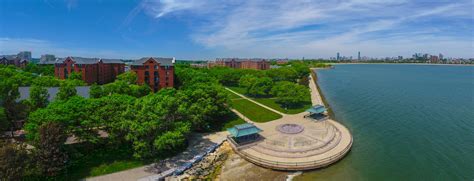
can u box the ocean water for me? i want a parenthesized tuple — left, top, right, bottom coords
(296, 64, 474, 181)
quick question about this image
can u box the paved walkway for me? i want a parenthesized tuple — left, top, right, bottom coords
(225, 88, 286, 116)
(86, 132, 228, 181)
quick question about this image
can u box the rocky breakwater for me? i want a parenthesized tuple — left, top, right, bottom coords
(174, 141, 232, 180)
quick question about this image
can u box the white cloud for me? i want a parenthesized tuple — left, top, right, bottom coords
(141, 0, 474, 58)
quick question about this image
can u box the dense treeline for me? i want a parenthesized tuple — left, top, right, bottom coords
(204, 61, 319, 108)
(1, 63, 233, 179)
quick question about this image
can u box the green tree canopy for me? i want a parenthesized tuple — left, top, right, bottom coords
(0, 107, 8, 132)
(36, 122, 68, 176)
(239, 74, 257, 94)
(117, 71, 138, 84)
(271, 81, 310, 108)
(56, 81, 77, 101)
(177, 83, 230, 131)
(248, 77, 273, 97)
(89, 84, 103, 98)
(265, 66, 298, 82)
(25, 96, 99, 143)
(28, 85, 49, 111)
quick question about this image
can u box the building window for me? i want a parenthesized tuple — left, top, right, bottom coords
(145, 65, 149, 69)
(154, 65, 158, 69)
(64, 68, 68, 79)
(154, 71, 159, 83)
(145, 71, 149, 76)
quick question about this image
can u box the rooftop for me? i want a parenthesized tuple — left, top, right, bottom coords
(306, 105, 327, 114)
(227, 123, 262, 138)
(131, 57, 175, 66)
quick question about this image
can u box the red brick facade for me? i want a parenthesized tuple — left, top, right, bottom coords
(130, 57, 174, 92)
(208, 58, 270, 70)
(54, 57, 125, 85)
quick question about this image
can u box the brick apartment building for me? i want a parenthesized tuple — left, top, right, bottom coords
(130, 57, 175, 92)
(54, 57, 125, 85)
(208, 58, 270, 70)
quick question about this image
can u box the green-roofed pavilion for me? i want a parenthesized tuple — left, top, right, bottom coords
(227, 123, 262, 144)
(306, 105, 327, 114)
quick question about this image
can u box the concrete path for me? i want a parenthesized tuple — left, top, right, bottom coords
(225, 87, 285, 116)
(86, 132, 228, 181)
(308, 71, 324, 106)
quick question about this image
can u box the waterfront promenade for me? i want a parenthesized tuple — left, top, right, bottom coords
(227, 71, 353, 170)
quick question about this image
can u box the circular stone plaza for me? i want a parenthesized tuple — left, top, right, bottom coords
(227, 75, 353, 171)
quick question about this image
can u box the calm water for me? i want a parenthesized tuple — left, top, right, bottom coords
(297, 64, 474, 181)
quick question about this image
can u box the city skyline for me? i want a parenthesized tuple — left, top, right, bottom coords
(1, 0, 473, 59)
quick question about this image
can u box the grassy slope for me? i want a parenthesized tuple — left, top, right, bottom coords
(228, 86, 311, 114)
(227, 90, 282, 122)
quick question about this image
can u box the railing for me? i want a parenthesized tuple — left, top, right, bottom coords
(227, 133, 353, 170)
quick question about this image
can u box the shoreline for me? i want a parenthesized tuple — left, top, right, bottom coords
(329, 62, 473, 66)
(310, 69, 336, 119)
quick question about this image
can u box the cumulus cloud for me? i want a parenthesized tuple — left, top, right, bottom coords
(141, 0, 474, 58)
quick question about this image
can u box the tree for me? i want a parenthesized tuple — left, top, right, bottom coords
(0, 79, 20, 136)
(68, 72, 82, 81)
(239, 74, 257, 94)
(298, 76, 309, 87)
(56, 81, 77, 101)
(0, 141, 30, 180)
(89, 84, 103, 98)
(271, 81, 310, 108)
(265, 66, 298, 82)
(153, 122, 189, 156)
(290, 61, 310, 79)
(131, 84, 151, 97)
(93, 94, 136, 144)
(32, 76, 61, 87)
(36, 122, 68, 176)
(177, 83, 230, 131)
(248, 77, 273, 97)
(0, 107, 7, 132)
(117, 71, 138, 84)
(25, 96, 100, 143)
(29, 85, 49, 111)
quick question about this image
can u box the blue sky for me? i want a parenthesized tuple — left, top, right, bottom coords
(0, 0, 473, 59)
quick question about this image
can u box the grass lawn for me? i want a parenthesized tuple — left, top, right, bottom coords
(227, 86, 247, 95)
(227, 90, 282, 122)
(228, 86, 312, 114)
(253, 98, 312, 114)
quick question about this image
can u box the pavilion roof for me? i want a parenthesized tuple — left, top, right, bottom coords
(227, 123, 262, 138)
(306, 105, 327, 114)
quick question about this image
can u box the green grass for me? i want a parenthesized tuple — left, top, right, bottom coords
(228, 86, 312, 114)
(227, 86, 247, 95)
(253, 98, 312, 114)
(227, 91, 282, 122)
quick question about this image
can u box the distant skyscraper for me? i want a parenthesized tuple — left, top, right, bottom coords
(337, 52, 340, 61)
(358, 51, 361, 60)
(439, 53, 444, 60)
